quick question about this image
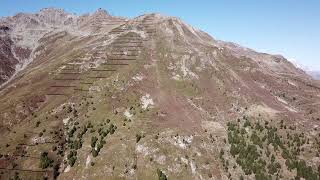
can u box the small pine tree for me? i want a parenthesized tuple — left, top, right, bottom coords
(92, 149, 98, 157)
(91, 136, 98, 148)
(39, 152, 53, 169)
(157, 169, 168, 180)
(136, 134, 142, 143)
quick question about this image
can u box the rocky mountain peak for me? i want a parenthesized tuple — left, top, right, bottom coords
(93, 8, 110, 17)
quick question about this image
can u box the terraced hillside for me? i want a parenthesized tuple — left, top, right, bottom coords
(0, 8, 319, 180)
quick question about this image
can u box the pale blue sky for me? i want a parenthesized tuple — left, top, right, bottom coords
(1, 0, 319, 70)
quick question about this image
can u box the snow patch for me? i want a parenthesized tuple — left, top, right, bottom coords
(276, 97, 288, 104)
(63, 117, 70, 126)
(284, 106, 298, 113)
(136, 144, 158, 157)
(85, 155, 92, 168)
(132, 73, 144, 81)
(124, 109, 133, 119)
(31, 136, 47, 144)
(141, 94, 154, 110)
(64, 165, 71, 172)
(190, 161, 197, 175)
(288, 80, 297, 87)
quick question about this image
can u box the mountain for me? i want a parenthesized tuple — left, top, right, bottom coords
(0, 8, 319, 180)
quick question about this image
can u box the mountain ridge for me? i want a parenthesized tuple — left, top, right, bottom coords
(0, 8, 312, 87)
(0, 8, 319, 180)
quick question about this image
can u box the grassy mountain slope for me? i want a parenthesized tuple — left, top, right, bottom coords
(0, 9, 319, 180)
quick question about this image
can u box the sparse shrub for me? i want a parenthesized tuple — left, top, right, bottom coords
(91, 136, 98, 148)
(67, 151, 77, 167)
(52, 146, 57, 151)
(70, 140, 82, 150)
(109, 124, 116, 134)
(53, 164, 60, 178)
(68, 106, 72, 113)
(68, 127, 77, 138)
(96, 143, 103, 152)
(87, 122, 93, 128)
(239, 175, 244, 180)
(40, 152, 53, 169)
(12, 172, 21, 180)
(92, 149, 98, 157)
(157, 169, 168, 180)
(68, 156, 76, 167)
(244, 119, 251, 127)
(136, 134, 142, 143)
(36, 121, 41, 127)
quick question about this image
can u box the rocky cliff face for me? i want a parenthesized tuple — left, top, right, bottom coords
(0, 25, 30, 85)
(0, 8, 319, 180)
(0, 8, 126, 87)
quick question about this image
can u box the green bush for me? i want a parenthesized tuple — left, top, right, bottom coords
(71, 140, 82, 150)
(39, 152, 53, 169)
(91, 136, 98, 148)
(87, 122, 93, 128)
(96, 143, 103, 152)
(68, 127, 77, 138)
(109, 124, 116, 134)
(244, 119, 251, 127)
(157, 169, 168, 180)
(35, 121, 41, 127)
(68, 156, 77, 167)
(67, 151, 77, 167)
(92, 149, 98, 157)
(251, 131, 263, 147)
(226, 120, 320, 180)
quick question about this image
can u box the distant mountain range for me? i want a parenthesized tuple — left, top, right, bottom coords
(308, 71, 320, 80)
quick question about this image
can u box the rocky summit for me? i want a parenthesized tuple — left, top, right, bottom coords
(0, 8, 319, 180)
